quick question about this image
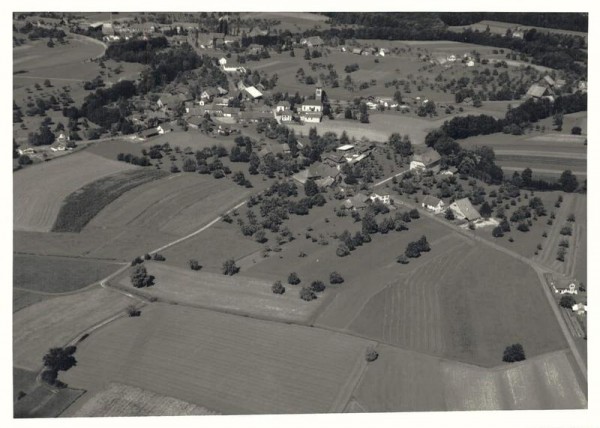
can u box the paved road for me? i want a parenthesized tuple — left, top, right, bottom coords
(378, 187, 587, 382)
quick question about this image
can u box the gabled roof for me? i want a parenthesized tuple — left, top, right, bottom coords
(244, 86, 263, 99)
(422, 195, 443, 207)
(543, 75, 556, 86)
(277, 100, 291, 107)
(201, 88, 219, 96)
(450, 198, 481, 221)
(304, 36, 323, 45)
(413, 149, 441, 166)
(302, 99, 322, 107)
(308, 163, 339, 179)
(526, 84, 549, 98)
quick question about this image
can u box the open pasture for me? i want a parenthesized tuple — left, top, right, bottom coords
(348, 242, 566, 367)
(86, 173, 250, 237)
(14, 385, 84, 418)
(448, 20, 588, 42)
(139, 130, 237, 153)
(240, 12, 328, 33)
(13, 254, 121, 294)
(13, 286, 136, 371)
(61, 303, 374, 414)
(14, 150, 137, 232)
(352, 345, 586, 412)
(116, 261, 325, 323)
(65, 383, 218, 417)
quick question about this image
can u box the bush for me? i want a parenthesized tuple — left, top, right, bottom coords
(126, 305, 141, 317)
(272, 280, 286, 295)
(152, 253, 165, 261)
(571, 126, 582, 135)
(559, 239, 569, 248)
(189, 259, 202, 271)
(299, 286, 317, 301)
(396, 254, 409, 264)
(444, 208, 455, 220)
(560, 225, 572, 236)
(131, 256, 144, 266)
(329, 271, 344, 284)
(517, 222, 529, 232)
(288, 272, 301, 285)
(310, 280, 326, 293)
(556, 247, 566, 261)
(502, 344, 526, 363)
(560, 295, 576, 308)
(41, 369, 58, 386)
(222, 258, 239, 275)
(336, 243, 350, 257)
(409, 208, 420, 219)
(365, 347, 379, 362)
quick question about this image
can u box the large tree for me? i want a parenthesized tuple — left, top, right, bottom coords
(559, 170, 578, 193)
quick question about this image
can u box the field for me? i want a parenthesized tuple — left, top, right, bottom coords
(115, 261, 327, 323)
(61, 303, 375, 414)
(351, 345, 586, 412)
(13, 286, 136, 371)
(52, 168, 168, 232)
(448, 20, 588, 43)
(13, 150, 137, 232)
(13, 254, 121, 295)
(64, 383, 218, 417)
(86, 172, 249, 237)
(347, 242, 567, 367)
(14, 385, 84, 418)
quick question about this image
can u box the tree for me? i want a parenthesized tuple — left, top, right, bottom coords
(329, 271, 344, 284)
(310, 280, 326, 293)
(559, 170, 578, 192)
(444, 208, 455, 220)
(299, 286, 317, 301)
(479, 201, 492, 219)
(126, 305, 141, 317)
(43, 347, 77, 372)
(288, 272, 301, 285)
(304, 48, 311, 60)
(492, 226, 504, 237)
(43, 79, 52, 87)
(130, 265, 153, 288)
(552, 112, 563, 131)
(365, 347, 379, 362)
(396, 254, 409, 264)
(502, 344, 526, 362)
(189, 259, 202, 271)
(272, 280, 286, 294)
(182, 158, 197, 172)
(304, 178, 319, 197)
(559, 294, 576, 309)
(222, 258, 239, 275)
(571, 126, 582, 135)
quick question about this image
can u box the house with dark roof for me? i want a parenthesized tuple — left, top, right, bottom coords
(449, 198, 481, 221)
(410, 149, 441, 173)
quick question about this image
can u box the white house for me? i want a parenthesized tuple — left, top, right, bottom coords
(572, 303, 587, 315)
(277, 109, 293, 122)
(558, 283, 578, 295)
(422, 195, 445, 213)
(466, 60, 475, 67)
(336, 144, 355, 152)
(275, 101, 290, 112)
(448, 198, 481, 221)
(410, 149, 441, 173)
(370, 193, 391, 205)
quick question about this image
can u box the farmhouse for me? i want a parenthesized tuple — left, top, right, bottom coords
(557, 282, 578, 295)
(140, 128, 159, 139)
(342, 193, 370, 210)
(370, 193, 391, 205)
(336, 144, 355, 152)
(448, 198, 481, 221)
(275, 101, 291, 112)
(410, 149, 441, 173)
(222, 107, 241, 118)
(352, 47, 363, 55)
(422, 195, 445, 213)
(526, 83, 552, 99)
(243, 85, 263, 100)
(276, 109, 294, 123)
(186, 116, 204, 129)
(200, 88, 219, 101)
(301, 36, 323, 47)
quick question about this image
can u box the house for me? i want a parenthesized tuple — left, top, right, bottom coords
(378, 48, 390, 56)
(578, 81, 587, 93)
(466, 60, 475, 67)
(300, 111, 322, 123)
(276, 109, 294, 123)
(275, 101, 291, 112)
(243, 86, 263, 100)
(323, 153, 346, 166)
(240, 109, 273, 123)
(439, 166, 458, 176)
(352, 47, 363, 55)
(18, 148, 36, 156)
(156, 124, 171, 135)
(222, 107, 240, 118)
(301, 36, 323, 47)
(247, 43, 263, 55)
(558, 282, 578, 295)
(50, 142, 67, 152)
(399, 104, 410, 112)
(526, 83, 552, 99)
(571, 303, 587, 315)
(157, 93, 192, 110)
(543, 75, 556, 87)
(410, 149, 441, 173)
(448, 198, 481, 221)
(342, 193, 370, 210)
(336, 144, 355, 152)
(140, 128, 159, 139)
(300, 99, 322, 113)
(422, 195, 445, 213)
(186, 116, 204, 129)
(200, 88, 219, 101)
(370, 193, 391, 205)
(315, 176, 336, 188)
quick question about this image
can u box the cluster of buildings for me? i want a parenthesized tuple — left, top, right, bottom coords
(340, 46, 391, 57)
(525, 75, 567, 101)
(274, 85, 324, 124)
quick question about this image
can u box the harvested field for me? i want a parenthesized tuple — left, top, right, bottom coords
(13, 367, 38, 401)
(116, 261, 325, 323)
(61, 303, 375, 414)
(52, 168, 168, 232)
(66, 383, 218, 417)
(13, 286, 136, 370)
(13, 254, 121, 294)
(352, 345, 586, 412)
(85, 139, 146, 161)
(13, 288, 49, 313)
(86, 173, 249, 237)
(14, 151, 136, 232)
(348, 243, 567, 367)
